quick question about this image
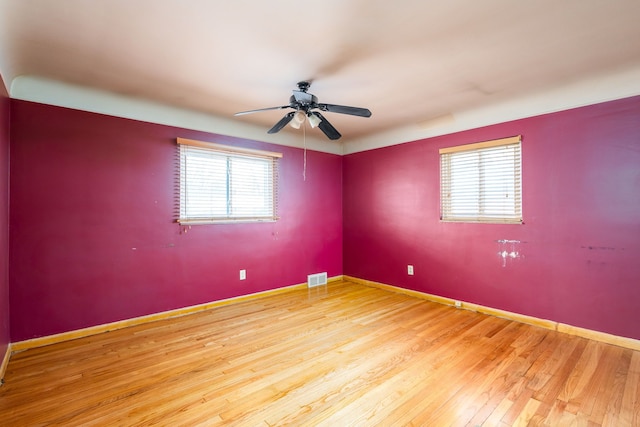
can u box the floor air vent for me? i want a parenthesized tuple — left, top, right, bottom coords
(307, 272, 328, 288)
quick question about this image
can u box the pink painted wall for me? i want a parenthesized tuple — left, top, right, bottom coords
(344, 96, 640, 340)
(8, 94, 640, 343)
(0, 74, 9, 357)
(9, 100, 343, 341)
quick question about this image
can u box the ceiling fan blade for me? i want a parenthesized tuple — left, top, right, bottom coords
(267, 112, 295, 134)
(234, 105, 290, 116)
(318, 103, 372, 117)
(313, 112, 342, 140)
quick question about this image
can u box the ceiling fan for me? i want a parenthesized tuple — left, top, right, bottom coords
(234, 81, 372, 140)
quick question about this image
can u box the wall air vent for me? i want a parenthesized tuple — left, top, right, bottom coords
(307, 272, 328, 288)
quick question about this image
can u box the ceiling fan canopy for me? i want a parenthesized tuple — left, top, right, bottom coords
(235, 81, 372, 140)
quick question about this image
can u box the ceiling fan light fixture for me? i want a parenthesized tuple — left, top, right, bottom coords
(290, 110, 306, 129)
(307, 113, 321, 128)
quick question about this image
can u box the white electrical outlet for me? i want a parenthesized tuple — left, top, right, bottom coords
(408, 265, 414, 275)
(240, 269, 246, 280)
(455, 300, 462, 308)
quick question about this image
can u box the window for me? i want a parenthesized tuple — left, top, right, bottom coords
(177, 138, 281, 224)
(440, 135, 522, 223)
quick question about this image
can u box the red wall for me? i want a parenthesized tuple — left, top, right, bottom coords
(9, 100, 343, 341)
(344, 96, 640, 340)
(0, 74, 9, 356)
(8, 94, 640, 343)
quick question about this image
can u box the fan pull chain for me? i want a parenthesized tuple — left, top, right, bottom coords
(303, 122, 307, 181)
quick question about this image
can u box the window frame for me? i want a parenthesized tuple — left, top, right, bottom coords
(439, 135, 522, 224)
(177, 137, 281, 225)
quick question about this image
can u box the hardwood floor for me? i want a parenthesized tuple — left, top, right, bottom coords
(1, 281, 638, 426)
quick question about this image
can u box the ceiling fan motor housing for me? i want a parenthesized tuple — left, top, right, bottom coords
(290, 92, 317, 110)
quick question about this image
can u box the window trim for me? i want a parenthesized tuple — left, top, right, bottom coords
(439, 135, 522, 224)
(439, 135, 521, 155)
(177, 137, 283, 160)
(177, 137, 281, 225)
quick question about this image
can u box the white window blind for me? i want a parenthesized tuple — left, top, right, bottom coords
(440, 136, 522, 223)
(177, 138, 281, 224)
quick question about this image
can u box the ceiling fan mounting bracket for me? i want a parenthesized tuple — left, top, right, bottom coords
(296, 81, 311, 92)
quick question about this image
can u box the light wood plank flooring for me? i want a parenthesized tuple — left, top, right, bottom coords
(1, 281, 638, 426)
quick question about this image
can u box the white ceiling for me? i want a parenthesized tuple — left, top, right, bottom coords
(2, 0, 640, 154)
